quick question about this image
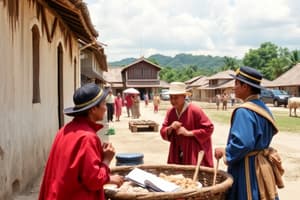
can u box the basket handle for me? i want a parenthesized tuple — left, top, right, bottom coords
(213, 158, 220, 185)
(193, 150, 204, 182)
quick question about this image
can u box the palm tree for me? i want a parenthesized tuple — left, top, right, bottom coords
(288, 50, 300, 68)
(221, 56, 239, 70)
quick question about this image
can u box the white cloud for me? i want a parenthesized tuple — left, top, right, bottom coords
(86, 0, 300, 61)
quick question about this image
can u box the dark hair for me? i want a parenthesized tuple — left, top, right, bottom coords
(73, 110, 89, 117)
(73, 101, 102, 117)
(240, 81, 261, 94)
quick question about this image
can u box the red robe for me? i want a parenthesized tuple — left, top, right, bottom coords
(160, 103, 214, 167)
(114, 97, 123, 118)
(39, 117, 110, 200)
(125, 95, 133, 108)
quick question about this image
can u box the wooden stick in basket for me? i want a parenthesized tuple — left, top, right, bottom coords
(213, 158, 220, 186)
(193, 150, 204, 182)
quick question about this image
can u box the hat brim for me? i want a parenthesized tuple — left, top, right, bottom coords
(166, 91, 192, 96)
(230, 74, 265, 90)
(64, 88, 109, 116)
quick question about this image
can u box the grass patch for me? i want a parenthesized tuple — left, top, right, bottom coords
(204, 109, 232, 124)
(205, 109, 300, 132)
(272, 110, 300, 132)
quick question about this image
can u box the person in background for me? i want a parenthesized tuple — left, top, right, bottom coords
(160, 82, 214, 167)
(144, 93, 149, 106)
(131, 94, 141, 119)
(222, 92, 228, 111)
(125, 94, 133, 117)
(153, 94, 161, 113)
(114, 93, 123, 121)
(216, 94, 221, 110)
(38, 83, 124, 200)
(215, 66, 283, 200)
(230, 91, 235, 107)
(106, 89, 115, 122)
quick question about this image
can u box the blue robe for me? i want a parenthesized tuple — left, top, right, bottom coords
(225, 99, 279, 200)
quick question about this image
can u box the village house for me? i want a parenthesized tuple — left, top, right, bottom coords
(185, 76, 208, 101)
(104, 57, 167, 99)
(197, 70, 235, 102)
(0, 0, 106, 199)
(184, 75, 203, 86)
(265, 63, 300, 96)
(186, 69, 272, 102)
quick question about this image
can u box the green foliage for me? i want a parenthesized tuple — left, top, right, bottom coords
(243, 42, 278, 71)
(108, 41, 299, 83)
(148, 53, 227, 71)
(109, 53, 232, 83)
(221, 56, 241, 71)
(242, 42, 297, 80)
(288, 50, 300, 68)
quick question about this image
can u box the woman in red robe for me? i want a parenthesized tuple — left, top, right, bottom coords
(39, 83, 123, 200)
(114, 93, 123, 121)
(160, 82, 214, 167)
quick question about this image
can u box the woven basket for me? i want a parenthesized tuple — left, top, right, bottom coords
(105, 164, 233, 200)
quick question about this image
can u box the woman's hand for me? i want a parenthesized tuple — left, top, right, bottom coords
(109, 174, 124, 187)
(170, 121, 182, 130)
(102, 143, 115, 165)
(176, 126, 193, 136)
(214, 147, 225, 159)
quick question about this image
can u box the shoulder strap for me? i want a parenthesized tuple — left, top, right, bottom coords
(232, 102, 279, 134)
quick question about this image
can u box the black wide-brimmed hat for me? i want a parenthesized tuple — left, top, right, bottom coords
(230, 66, 265, 89)
(64, 83, 109, 116)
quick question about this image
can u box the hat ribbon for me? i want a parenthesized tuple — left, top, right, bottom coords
(75, 89, 103, 108)
(236, 68, 261, 83)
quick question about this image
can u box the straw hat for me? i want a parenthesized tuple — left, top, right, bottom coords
(64, 83, 109, 116)
(166, 82, 191, 96)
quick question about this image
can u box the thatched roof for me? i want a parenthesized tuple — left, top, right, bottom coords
(189, 76, 208, 87)
(160, 80, 170, 88)
(261, 78, 273, 87)
(185, 76, 203, 85)
(267, 63, 300, 87)
(104, 67, 123, 83)
(47, 0, 99, 42)
(197, 75, 270, 90)
(207, 70, 235, 80)
(199, 79, 234, 90)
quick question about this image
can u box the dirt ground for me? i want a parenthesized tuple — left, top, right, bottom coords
(14, 101, 300, 199)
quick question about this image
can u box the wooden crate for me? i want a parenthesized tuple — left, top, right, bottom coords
(129, 120, 159, 132)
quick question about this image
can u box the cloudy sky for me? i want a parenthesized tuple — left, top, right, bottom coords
(85, 0, 300, 62)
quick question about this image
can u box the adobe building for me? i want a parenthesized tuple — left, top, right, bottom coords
(0, 1, 107, 199)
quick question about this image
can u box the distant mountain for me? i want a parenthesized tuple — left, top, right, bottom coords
(109, 57, 136, 67)
(108, 53, 227, 70)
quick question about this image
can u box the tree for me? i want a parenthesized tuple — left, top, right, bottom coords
(221, 56, 239, 70)
(243, 42, 278, 71)
(242, 42, 290, 80)
(288, 50, 300, 68)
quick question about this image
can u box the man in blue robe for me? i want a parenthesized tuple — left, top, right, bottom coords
(215, 66, 281, 200)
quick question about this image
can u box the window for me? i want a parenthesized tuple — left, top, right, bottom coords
(74, 58, 77, 92)
(32, 25, 40, 103)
